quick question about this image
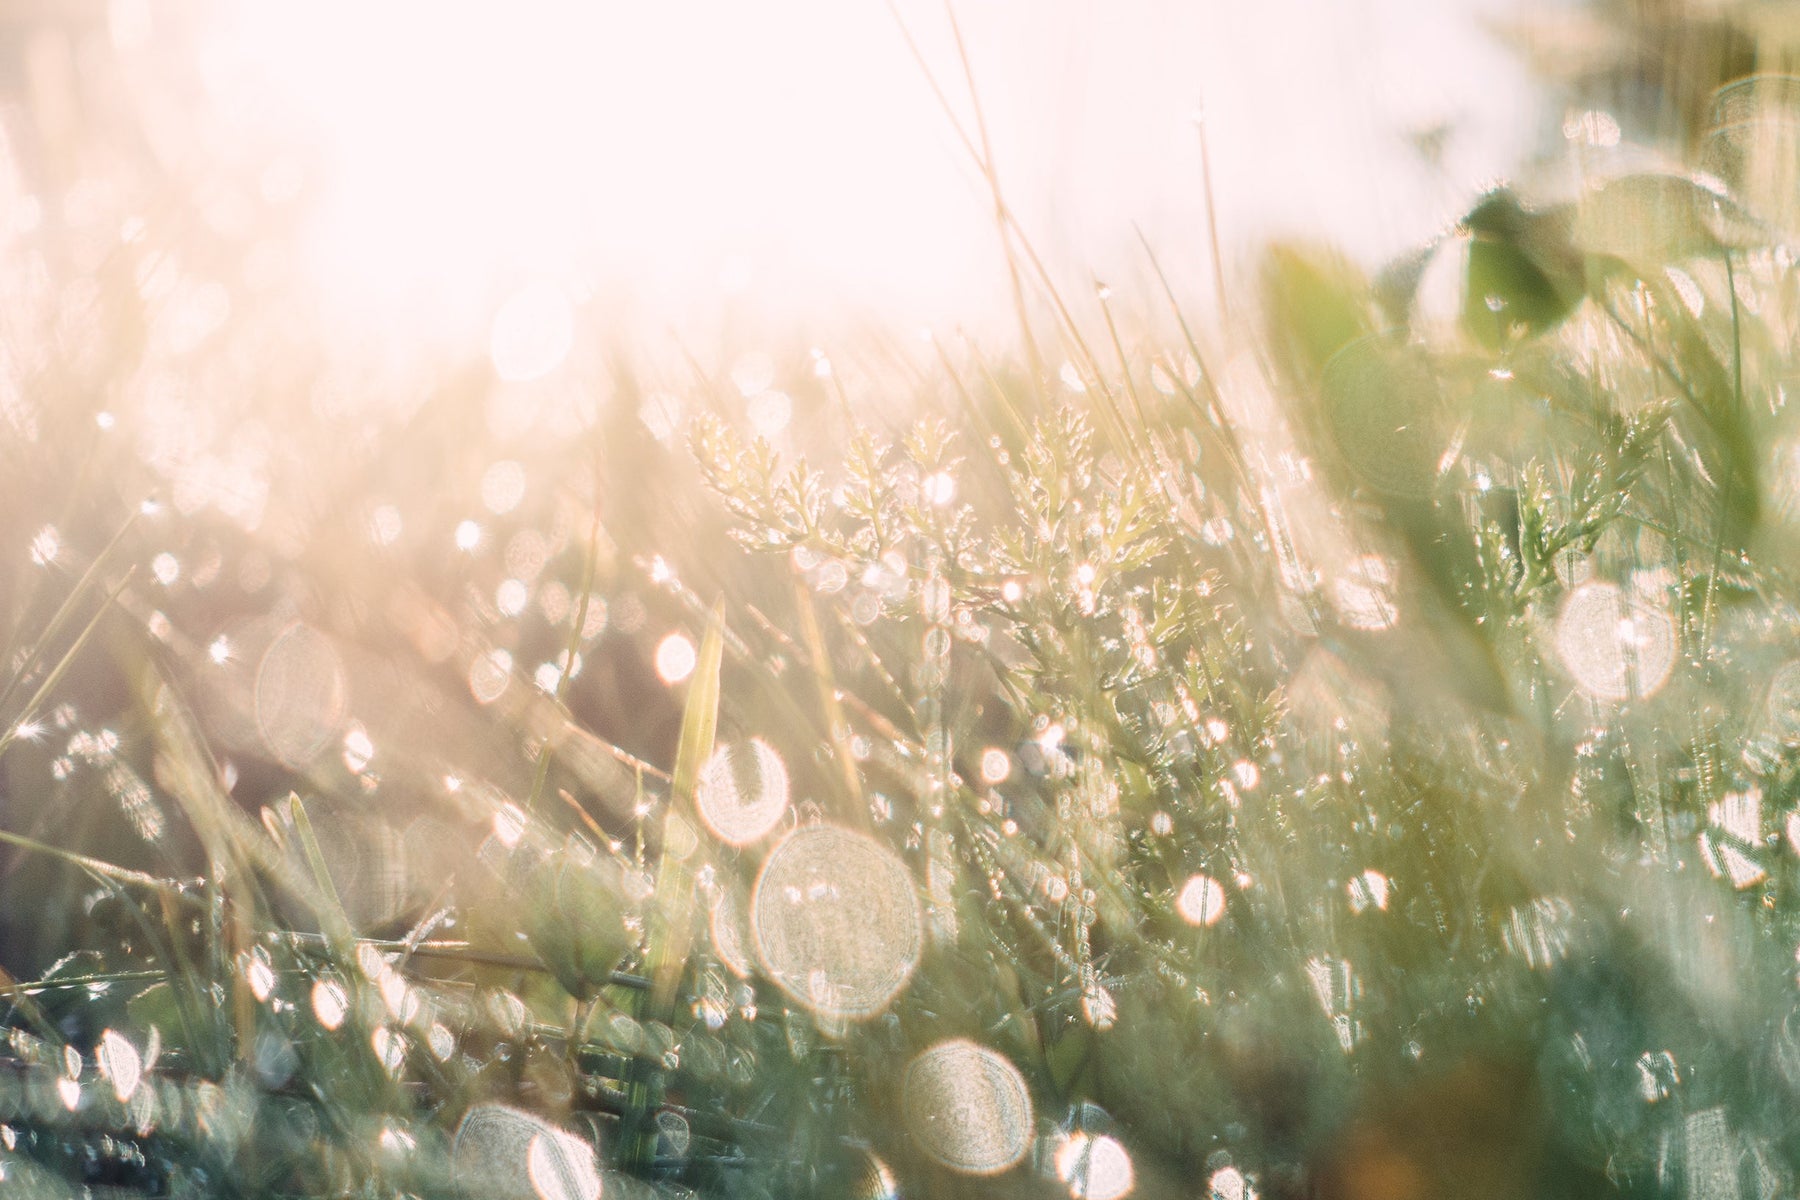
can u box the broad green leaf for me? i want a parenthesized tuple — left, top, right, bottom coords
(1262, 243, 1374, 382)
(523, 851, 630, 1001)
(1321, 334, 1461, 499)
(1460, 190, 1584, 348)
(1572, 173, 1751, 269)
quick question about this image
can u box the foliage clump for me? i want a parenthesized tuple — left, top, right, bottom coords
(3, 12, 1800, 1200)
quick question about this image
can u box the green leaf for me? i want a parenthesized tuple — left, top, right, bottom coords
(1460, 190, 1584, 348)
(1572, 173, 1755, 270)
(1321, 334, 1460, 499)
(1262, 243, 1374, 381)
(523, 851, 630, 1001)
(1046, 1024, 1094, 1095)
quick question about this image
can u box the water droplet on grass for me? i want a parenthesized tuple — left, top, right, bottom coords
(902, 1039, 1033, 1174)
(97, 1030, 141, 1103)
(1209, 1166, 1256, 1200)
(1554, 581, 1676, 701)
(1055, 1132, 1134, 1200)
(1501, 896, 1575, 968)
(1176, 874, 1226, 926)
(311, 978, 349, 1030)
(241, 947, 278, 1001)
(1636, 1049, 1679, 1101)
(28, 526, 59, 566)
(751, 824, 921, 1019)
(470, 648, 513, 705)
(1347, 869, 1391, 913)
(1305, 955, 1362, 1051)
(655, 633, 697, 684)
(696, 739, 790, 846)
(342, 724, 374, 773)
(452, 1104, 601, 1200)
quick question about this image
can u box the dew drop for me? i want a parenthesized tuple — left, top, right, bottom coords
(311, 978, 349, 1030)
(902, 1039, 1033, 1174)
(1554, 582, 1676, 701)
(452, 1104, 601, 1200)
(497, 579, 529, 617)
(96, 1030, 141, 1103)
(243, 950, 276, 1002)
(493, 802, 528, 848)
(1056, 1132, 1134, 1200)
(470, 648, 513, 705)
(655, 633, 697, 684)
(28, 526, 59, 566)
(751, 824, 922, 1019)
(1176, 874, 1226, 926)
(1347, 869, 1390, 913)
(1501, 896, 1575, 968)
(1209, 1166, 1256, 1200)
(696, 738, 790, 846)
(341, 725, 374, 774)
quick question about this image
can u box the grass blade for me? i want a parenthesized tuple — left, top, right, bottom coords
(648, 599, 725, 1010)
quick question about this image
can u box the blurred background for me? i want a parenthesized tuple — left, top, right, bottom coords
(4, 2, 1800, 1197)
(0, 0, 1541, 348)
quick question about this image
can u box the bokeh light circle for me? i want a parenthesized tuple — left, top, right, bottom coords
(696, 738, 790, 846)
(902, 1039, 1034, 1175)
(750, 824, 921, 1019)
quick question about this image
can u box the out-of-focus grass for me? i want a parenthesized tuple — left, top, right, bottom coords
(0, 5, 1799, 1200)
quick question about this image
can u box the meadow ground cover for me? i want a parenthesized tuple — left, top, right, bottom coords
(1, 3, 1799, 1198)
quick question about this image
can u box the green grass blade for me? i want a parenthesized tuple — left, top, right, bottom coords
(670, 600, 725, 806)
(649, 599, 725, 1010)
(282, 794, 358, 961)
(0, 567, 135, 763)
(0, 511, 138, 717)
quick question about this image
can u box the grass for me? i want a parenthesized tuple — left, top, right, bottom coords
(3, 6, 1800, 1200)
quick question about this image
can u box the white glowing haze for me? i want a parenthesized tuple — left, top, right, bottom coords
(212, 0, 1533, 335)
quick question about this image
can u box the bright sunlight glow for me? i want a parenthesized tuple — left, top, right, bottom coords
(196, 0, 1530, 341)
(205, 0, 986, 336)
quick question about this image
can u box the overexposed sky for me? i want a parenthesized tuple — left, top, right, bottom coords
(207, 0, 1543, 337)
